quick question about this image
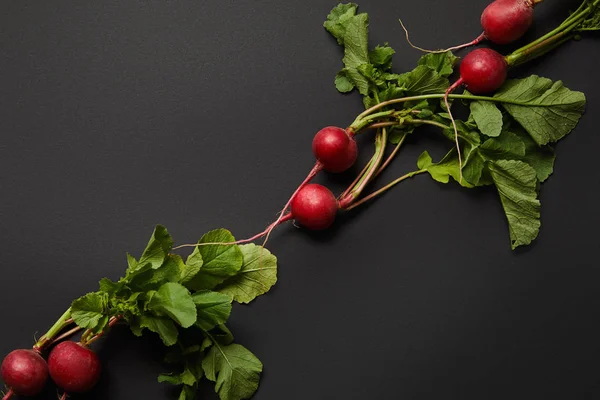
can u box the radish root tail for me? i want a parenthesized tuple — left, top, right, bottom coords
(2, 389, 14, 400)
(400, 19, 486, 54)
(444, 78, 465, 184)
(173, 162, 322, 250)
(260, 161, 322, 248)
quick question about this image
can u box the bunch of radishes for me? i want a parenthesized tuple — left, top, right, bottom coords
(2, 0, 597, 398)
(236, 0, 551, 235)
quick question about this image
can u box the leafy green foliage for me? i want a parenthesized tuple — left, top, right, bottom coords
(202, 343, 263, 400)
(470, 101, 503, 137)
(323, 3, 358, 45)
(132, 315, 179, 346)
(71, 292, 110, 332)
(193, 291, 232, 331)
(185, 229, 243, 291)
(69, 225, 276, 399)
(323, 4, 576, 249)
(415, 87, 566, 248)
(418, 150, 472, 188)
(417, 52, 458, 77)
(489, 160, 541, 249)
(324, 3, 456, 109)
(408, 71, 582, 249)
(147, 282, 197, 328)
(138, 225, 173, 270)
(216, 244, 278, 304)
(494, 75, 586, 145)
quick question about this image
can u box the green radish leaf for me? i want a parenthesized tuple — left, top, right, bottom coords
(71, 292, 109, 330)
(158, 369, 197, 386)
(180, 256, 202, 284)
(324, 4, 372, 96)
(510, 124, 556, 182)
(201, 337, 213, 352)
(129, 254, 182, 291)
(202, 343, 263, 400)
(98, 278, 125, 296)
(480, 131, 526, 159)
(126, 253, 139, 271)
(417, 51, 458, 77)
(213, 324, 234, 345)
(178, 385, 197, 400)
(130, 315, 179, 346)
(341, 13, 370, 95)
(397, 65, 449, 95)
(369, 44, 395, 69)
(470, 101, 503, 137)
(488, 160, 541, 249)
(517, 130, 555, 182)
(477, 120, 555, 183)
(138, 225, 173, 270)
(389, 127, 414, 144)
(417, 150, 474, 188)
(335, 70, 355, 93)
(323, 2, 358, 45)
(216, 244, 278, 304)
(438, 118, 481, 145)
(147, 282, 197, 328)
(193, 291, 233, 331)
(185, 229, 243, 291)
(341, 13, 369, 75)
(494, 75, 586, 145)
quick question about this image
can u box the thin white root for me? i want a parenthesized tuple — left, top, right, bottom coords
(400, 19, 485, 54)
(444, 94, 463, 184)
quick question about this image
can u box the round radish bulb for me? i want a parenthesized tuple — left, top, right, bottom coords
(1, 349, 49, 396)
(291, 184, 338, 230)
(481, 0, 536, 45)
(48, 342, 101, 393)
(460, 48, 508, 94)
(312, 126, 358, 173)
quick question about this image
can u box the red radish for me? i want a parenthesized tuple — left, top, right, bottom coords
(400, 0, 542, 53)
(1, 349, 48, 397)
(290, 183, 338, 230)
(221, 126, 355, 245)
(48, 341, 101, 393)
(443, 48, 508, 182)
(459, 48, 508, 94)
(481, 0, 537, 45)
(312, 126, 358, 173)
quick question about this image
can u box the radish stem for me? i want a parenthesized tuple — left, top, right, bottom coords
(338, 128, 388, 208)
(49, 326, 84, 347)
(2, 389, 14, 400)
(83, 316, 122, 346)
(33, 308, 72, 351)
(343, 169, 427, 211)
(375, 132, 408, 177)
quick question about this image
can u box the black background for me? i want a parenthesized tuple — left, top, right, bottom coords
(1, 1, 599, 399)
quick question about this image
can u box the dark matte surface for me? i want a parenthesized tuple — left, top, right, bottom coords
(1, 1, 599, 399)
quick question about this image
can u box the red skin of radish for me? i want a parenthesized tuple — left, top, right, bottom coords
(460, 48, 508, 94)
(290, 183, 338, 230)
(1, 349, 49, 396)
(312, 126, 358, 173)
(48, 342, 101, 393)
(481, 0, 535, 45)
